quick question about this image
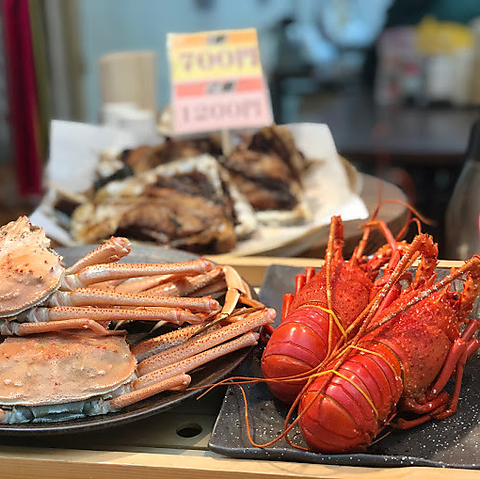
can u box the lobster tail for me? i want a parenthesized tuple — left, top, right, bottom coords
(261, 306, 332, 403)
(298, 343, 403, 453)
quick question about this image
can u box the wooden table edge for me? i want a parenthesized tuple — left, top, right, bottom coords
(0, 445, 477, 479)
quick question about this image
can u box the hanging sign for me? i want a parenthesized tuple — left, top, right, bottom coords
(167, 28, 273, 135)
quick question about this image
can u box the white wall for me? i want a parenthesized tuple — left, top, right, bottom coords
(78, 0, 299, 123)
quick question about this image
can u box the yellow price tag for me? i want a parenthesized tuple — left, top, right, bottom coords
(169, 29, 262, 81)
(167, 28, 272, 135)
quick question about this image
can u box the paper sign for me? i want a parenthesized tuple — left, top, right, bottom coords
(167, 28, 273, 135)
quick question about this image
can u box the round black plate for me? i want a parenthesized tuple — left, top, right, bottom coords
(0, 244, 254, 435)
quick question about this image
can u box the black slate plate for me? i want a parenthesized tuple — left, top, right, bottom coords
(209, 264, 480, 469)
(0, 244, 253, 436)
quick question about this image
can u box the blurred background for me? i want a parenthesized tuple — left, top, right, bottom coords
(1, 0, 480, 257)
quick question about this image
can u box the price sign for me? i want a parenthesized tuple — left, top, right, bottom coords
(168, 28, 273, 135)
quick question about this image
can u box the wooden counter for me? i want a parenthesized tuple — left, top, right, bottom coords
(1, 445, 479, 479)
(0, 258, 475, 478)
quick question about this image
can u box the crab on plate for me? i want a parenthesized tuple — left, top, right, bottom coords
(0, 216, 274, 423)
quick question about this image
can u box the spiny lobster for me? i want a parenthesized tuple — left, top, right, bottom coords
(261, 215, 408, 403)
(294, 234, 480, 452)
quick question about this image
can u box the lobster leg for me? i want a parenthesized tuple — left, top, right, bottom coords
(281, 268, 316, 321)
(428, 318, 480, 398)
(281, 294, 294, 320)
(433, 343, 475, 420)
(396, 318, 480, 428)
(429, 320, 480, 419)
(395, 396, 451, 429)
(275, 266, 315, 319)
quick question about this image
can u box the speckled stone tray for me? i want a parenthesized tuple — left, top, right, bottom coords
(209, 264, 480, 469)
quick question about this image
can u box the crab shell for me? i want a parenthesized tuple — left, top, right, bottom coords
(0, 216, 63, 317)
(0, 331, 136, 406)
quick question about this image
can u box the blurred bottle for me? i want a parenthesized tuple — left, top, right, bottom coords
(445, 118, 480, 259)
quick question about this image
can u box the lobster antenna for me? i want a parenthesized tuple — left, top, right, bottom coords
(366, 255, 480, 335)
(325, 216, 340, 357)
(237, 384, 302, 449)
(343, 234, 429, 342)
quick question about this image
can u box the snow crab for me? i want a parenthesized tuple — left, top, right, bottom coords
(0, 216, 274, 423)
(0, 308, 274, 423)
(0, 216, 258, 336)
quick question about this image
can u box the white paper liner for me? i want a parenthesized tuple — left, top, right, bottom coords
(31, 121, 369, 256)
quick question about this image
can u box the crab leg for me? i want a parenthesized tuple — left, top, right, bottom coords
(87, 279, 126, 291)
(0, 318, 124, 336)
(65, 237, 132, 275)
(157, 265, 261, 317)
(137, 308, 275, 375)
(90, 273, 196, 294)
(48, 288, 221, 313)
(134, 331, 260, 390)
(108, 373, 191, 410)
(218, 266, 250, 316)
(61, 258, 215, 290)
(109, 274, 177, 294)
(141, 266, 262, 316)
(133, 307, 275, 389)
(147, 267, 225, 297)
(24, 306, 208, 325)
(131, 323, 219, 361)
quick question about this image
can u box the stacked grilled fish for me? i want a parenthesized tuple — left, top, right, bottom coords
(55, 125, 312, 254)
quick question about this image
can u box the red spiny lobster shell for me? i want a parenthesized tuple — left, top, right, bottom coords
(365, 291, 458, 397)
(261, 262, 373, 403)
